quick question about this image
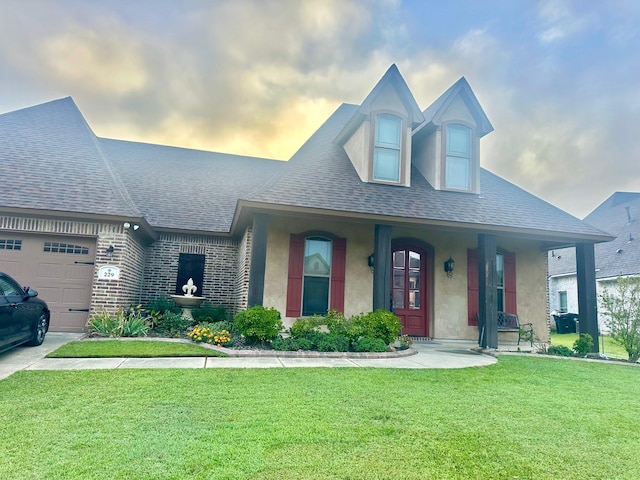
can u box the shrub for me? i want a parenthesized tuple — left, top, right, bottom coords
(153, 312, 191, 338)
(146, 297, 180, 315)
(312, 333, 350, 352)
(234, 306, 283, 344)
(87, 306, 150, 337)
(289, 316, 324, 338)
(573, 333, 594, 356)
(325, 310, 349, 336)
(351, 310, 402, 345)
(600, 277, 640, 362)
(188, 325, 232, 346)
(272, 337, 313, 351)
(353, 336, 388, 353)
(192, 303, 229, 323)
(547, 345, 573, 357)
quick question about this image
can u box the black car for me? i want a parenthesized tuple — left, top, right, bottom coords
(0, 272, 50, 354)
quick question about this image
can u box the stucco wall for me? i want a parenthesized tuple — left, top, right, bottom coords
(263, 216, 373, 328)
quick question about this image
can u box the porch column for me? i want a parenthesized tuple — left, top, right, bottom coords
(478, 234, 498, 349)
(247, 213, 269, 307)
(576, 242, 599, 353)
(373, 224, 392, 311)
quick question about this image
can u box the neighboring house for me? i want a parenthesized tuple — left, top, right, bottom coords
(0, 65, 611, 348)
(548, 192, 640, 332)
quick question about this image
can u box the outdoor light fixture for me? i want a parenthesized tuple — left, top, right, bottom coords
(105, 245, 115, 257)
(367, 253, 375, 273)
(133, 224, 140, 231)
(123, 222, 131, 229)
(444, 256, 455, 278)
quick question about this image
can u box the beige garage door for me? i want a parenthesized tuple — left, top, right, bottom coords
(0, 232, 96, 332)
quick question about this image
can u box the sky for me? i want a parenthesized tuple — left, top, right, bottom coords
(1, 0, 638, 219)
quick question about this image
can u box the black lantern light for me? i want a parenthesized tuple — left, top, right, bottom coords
(444, 256, 455, 278)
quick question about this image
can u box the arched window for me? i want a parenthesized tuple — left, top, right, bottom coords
(445, 124, 471, 190)
(373, 114, 401, 183)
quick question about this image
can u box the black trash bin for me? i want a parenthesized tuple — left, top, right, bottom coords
(553, 313, 579, 334)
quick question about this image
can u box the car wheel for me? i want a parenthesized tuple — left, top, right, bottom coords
(26, 314, 48, 346)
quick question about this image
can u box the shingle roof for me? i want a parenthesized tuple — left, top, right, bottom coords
(549, 192, 640, 278)
(0, 92, 612, 242)
(99, 139, 283, 232)
(0, 97, 139, 218)
(249, 103, 609, 240)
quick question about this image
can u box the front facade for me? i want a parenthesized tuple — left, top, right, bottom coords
(0, 65, 611, 348)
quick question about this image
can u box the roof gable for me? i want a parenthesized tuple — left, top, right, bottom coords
(415, 77, 494, 137)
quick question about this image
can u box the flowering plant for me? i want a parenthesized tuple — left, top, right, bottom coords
(188, 326, 232, 346)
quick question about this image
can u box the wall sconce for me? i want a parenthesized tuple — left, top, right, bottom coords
(367, 253, 375, 273)
(123, 222, 131, 229)
(105, 245, 115, 257)
(133, 224, 140, 231)
(444, 256, 455, 278)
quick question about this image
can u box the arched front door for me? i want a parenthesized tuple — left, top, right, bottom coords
(392, 247, 428, 337)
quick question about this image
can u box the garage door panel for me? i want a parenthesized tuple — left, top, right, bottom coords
(0, 233, 95, 332)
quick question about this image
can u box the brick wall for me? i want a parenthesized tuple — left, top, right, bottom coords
(235, 226, 252, 314)
(142, 233, 239, 314)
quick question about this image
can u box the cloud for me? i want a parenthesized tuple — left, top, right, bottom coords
(536, 0, 594, 44)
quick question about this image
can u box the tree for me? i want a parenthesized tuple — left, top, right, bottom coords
(599, 277, 640, 362)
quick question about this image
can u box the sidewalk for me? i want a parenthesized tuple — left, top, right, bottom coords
(0, 333, 498, 380)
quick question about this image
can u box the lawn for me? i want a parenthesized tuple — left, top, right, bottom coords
(47, 340, 227, 358)
(550, 332, 632, 361)
(1, 356, 639, 479)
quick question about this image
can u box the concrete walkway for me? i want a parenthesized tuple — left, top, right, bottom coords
(0, 333, 498, 380)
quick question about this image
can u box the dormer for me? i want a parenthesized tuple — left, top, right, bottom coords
(335, 65, 424, 187)
(411, 77, 493, 194)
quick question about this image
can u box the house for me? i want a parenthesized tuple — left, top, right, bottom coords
(0, 65, 612, 349)
(548, 192, 640, 332)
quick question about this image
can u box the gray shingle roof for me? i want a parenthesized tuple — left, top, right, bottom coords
(549, 192, 640, 278)
(0, 97, 139, 218)
(99, 139, 283, 232)
(249, 103, 609, 240)
(0, 94, 613, 242)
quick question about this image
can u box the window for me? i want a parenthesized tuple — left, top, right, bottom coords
(175, 253, 205, 295)
(496, 253, 504, 312)
(445, 124, 471, 190)
(0, 239, 21, 250)
(302, 237, 332, 316)
(43, 241, 89, 255)
(559, 291, 568, 313)
(373, 114, 401, 182)
(286, 233, 346, 317)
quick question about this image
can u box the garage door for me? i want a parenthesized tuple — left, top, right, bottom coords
(0, 232, 96, 332)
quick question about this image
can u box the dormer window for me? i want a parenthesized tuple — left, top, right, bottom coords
(445, 124, 472, 191)
(373, 114, 402, 183)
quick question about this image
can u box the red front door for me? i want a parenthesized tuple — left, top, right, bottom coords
(392, 248, 428, 337)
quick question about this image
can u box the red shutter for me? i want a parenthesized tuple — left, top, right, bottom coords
(285, 234, 305, 317)
(504, 251, 517, 314)
(467, 248, 479, 326)
(330, 237, 347, 313)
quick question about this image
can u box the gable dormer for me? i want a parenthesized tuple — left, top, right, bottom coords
(335, 65, 424, 187)
(411, 77, 493, 194)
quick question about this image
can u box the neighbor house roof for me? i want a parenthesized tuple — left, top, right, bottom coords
(548, 192, 640, 279)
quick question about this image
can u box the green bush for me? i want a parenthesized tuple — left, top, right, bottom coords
(312, 333, 350, 352)
(547, 345, 573, 357)
(146, 297, 181, 315)
(272, 337, 313, 351)
(153, 312, 191, 338)
(87, 306, 150, 337)
(234, 306, 283, 344)
(289, 316, 324, 338)
(353, 336, 388, 353)
(324, 310, 349, 336)
(192, 303, 229, 323)
(351, 310, 402, 345)
(573, 333, 593, 356)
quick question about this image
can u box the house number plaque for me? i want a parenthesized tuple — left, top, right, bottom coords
(98, 266, 120, 280)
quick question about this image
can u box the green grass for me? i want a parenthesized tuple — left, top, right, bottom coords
(1, 357, 640, 479)
(550, 332, 631, 361)
(47, 340, 227, 358)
